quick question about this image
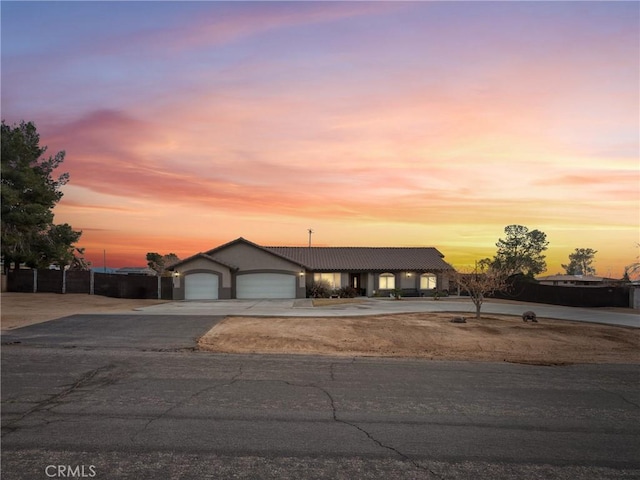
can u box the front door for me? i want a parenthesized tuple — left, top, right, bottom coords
(349, 273, 363, 295)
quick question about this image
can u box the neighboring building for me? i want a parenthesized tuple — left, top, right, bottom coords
(536, 274, 619, 286)
(170, 237, 455, 300)
(114, 266, 157, 276)
(90, 267, 118, 274)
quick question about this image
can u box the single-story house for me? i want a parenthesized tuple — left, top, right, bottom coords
(536, 274, 620, 286)
(115, 266, 156, 276)
(170, 237, 455, 300)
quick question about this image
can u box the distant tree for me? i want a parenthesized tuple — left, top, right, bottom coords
(146, 252, 180, 276)
(491, 224, 548, 277)
(562, 248, 597, 276)
(35, 223, 83, 269)
(454, 261, 508, 320)
(1, 120, 82, 271)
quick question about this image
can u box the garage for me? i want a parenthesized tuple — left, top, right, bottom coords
(184, 273, 219, 300)
(236, 273, 296, 299)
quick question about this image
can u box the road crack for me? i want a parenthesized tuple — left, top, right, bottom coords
(129, 366, 243, 444)
(281, 380, 444, 479)
(1, 363, 118, 437)
(597, 386, 640, 409)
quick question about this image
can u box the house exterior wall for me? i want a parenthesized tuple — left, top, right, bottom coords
(366, 273, 375, 296)
(400, 273, 414, 289)
(437, 273, 450, 291)
(369, 271, 450, 296)
(289, 269, 452, 298)
(171, 243, 306, 299)
(210, 243, 306, 298)
(213, 243, 302, 272)
(172, 257, 232, 300)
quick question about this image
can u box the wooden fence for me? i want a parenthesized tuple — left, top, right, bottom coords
(492, 280, 631, 308)
(7, 269, 173, 300)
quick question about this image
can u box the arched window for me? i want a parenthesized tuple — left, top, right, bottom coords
(420, 273, 437, 290)
(379, 273, 395, 289)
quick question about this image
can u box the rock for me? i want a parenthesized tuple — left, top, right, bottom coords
(450, 316, 467, 323)
(522, 311, 538, 322)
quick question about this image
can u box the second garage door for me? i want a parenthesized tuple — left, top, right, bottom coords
(236, 273, 296, 299)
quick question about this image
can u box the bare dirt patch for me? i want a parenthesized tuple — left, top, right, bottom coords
(199, 313, 640, 365)
(3, 293, 638, 364)
(1, 292, 169, 330)
(312, 298, 367, 307)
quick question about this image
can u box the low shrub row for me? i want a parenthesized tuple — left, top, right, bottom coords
(306, 281, 359, 298)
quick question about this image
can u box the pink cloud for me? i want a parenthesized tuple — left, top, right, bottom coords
(43, 104, 637, 238)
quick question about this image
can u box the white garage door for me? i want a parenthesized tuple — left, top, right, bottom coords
(236, 273, 296, 299)
(185, 273, 219, 300)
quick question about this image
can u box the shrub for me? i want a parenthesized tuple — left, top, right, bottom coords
(423, 289, 449, 299)
(335, 286, 358, 298)
(307, 280, 332, 298)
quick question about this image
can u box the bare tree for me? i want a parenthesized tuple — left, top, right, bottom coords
(68, 247, 91, 271)
(454, 262, 508, 320)
(623, 243, 640, 282)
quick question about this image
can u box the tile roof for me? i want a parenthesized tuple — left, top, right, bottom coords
(265, 246, 454, 272)
(171, 238, 455, 272)
(170, 252, 238, 270)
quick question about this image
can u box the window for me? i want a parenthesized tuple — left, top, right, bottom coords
(420, 274, 437, 290)
(379, 273, 395, 289)
(313, 272, 341, 289)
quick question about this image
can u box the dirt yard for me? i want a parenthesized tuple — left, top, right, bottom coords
(200, 314, 640, 365)
(0, 292, 169, 330)
(2, 293, 638, 364)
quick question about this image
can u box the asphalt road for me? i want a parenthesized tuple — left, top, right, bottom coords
(2, 315, 639, 479)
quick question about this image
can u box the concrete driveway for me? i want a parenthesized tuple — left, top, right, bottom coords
(134, 297, 639, 328)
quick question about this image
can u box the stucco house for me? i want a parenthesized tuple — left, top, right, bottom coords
(170, 237, 455, 300)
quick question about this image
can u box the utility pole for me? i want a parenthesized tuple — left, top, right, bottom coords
(308, 229, 314, 248)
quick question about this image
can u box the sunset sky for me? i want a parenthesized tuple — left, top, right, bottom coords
(2, 1, 638, 276)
